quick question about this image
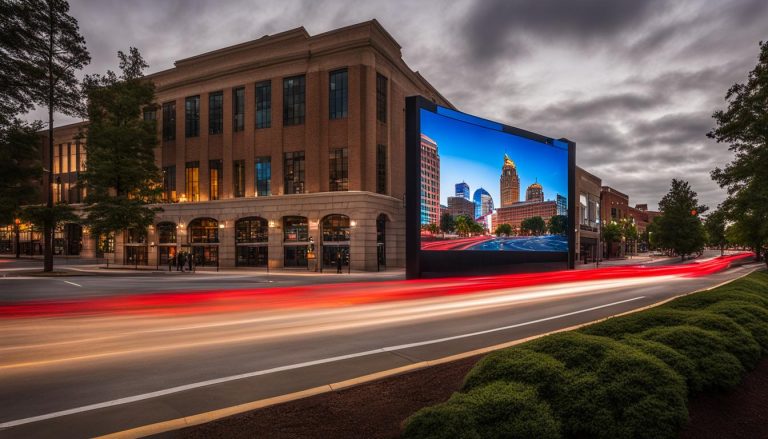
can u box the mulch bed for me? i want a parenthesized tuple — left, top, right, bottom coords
(179, 356, 482, 439)
(680, 357, 768, 439)
(179, 355, 768, 439)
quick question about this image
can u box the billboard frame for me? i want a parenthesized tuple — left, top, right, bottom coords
(405, 96, 576, 279)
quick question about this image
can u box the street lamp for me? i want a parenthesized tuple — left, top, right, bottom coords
(14, 218, 21, 259)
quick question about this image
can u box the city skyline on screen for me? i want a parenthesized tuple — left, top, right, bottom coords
(420, 108, 568, 208)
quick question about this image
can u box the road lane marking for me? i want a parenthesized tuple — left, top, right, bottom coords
(63, 281, 82, 287)
(0, 295, 645, 430)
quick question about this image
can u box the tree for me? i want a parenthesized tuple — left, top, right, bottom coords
(520, 216, 546, 236)
(655, 179, 707, 261)
(705, 208, 729, 256)
(621, 219, 638, 255)
(439, 212, 455, 236)
(455, 215, 473, 237)
(602, 221, 623, 258)
(5, 0, 90, 271)
(0, 120, 43, 225)
(709, 41, 768, 266)
(495, 223, 513, 237)
(80, 48, 162, 242)
(547, 215, 567, 235)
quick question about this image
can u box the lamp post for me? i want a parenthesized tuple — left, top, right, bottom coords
(14, 218, 21, 259)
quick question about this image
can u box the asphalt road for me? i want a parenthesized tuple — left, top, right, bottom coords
(0, 256, 760, 438)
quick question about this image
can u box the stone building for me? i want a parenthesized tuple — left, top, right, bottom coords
(36, 20, 453, 271)
(575, 166, 601, 264)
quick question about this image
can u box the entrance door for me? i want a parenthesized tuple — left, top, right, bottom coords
(125, 246, 148, 265)
(322, 245, 349, 270)
(191, 245, 218, 266)
(236, 246, 268, 267)
(284, 245, 308, 268)
(158, 246, 177, 266)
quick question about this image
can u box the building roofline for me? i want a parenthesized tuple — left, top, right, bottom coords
(601, 186, 629, 200)
(37, 120, 88, 135)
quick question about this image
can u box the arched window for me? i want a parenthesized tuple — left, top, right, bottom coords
(188, 217, 218, 243)
(156, 222, 177, 244)
(235, 217, 268, 243)
(321, 214, 350, 242)
(283, 216, 308, 242)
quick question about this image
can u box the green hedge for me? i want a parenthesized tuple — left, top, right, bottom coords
(403, 271, 768, 439)
(402, 381, 560, 439)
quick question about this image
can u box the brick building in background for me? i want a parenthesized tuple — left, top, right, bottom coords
(35, 20, 452, 271)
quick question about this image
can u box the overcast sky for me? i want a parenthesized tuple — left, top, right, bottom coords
(24, 0, 768, 210)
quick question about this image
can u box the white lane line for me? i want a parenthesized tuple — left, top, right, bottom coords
(62, 281, 82, 287)
(0, 295, 645, 430)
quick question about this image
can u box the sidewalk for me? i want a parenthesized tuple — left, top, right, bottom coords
(575, 253, 678, 269)
(62, 263, 405, 278)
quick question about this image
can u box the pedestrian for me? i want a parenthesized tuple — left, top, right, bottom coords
(336, 251, 342, 274)
(168, 253, 174, 272)
(178, 252, 185, 272)
(188, 252, 194, 272)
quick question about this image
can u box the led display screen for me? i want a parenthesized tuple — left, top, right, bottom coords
(419, 105, 569, 253)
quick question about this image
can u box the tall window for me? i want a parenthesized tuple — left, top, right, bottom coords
(209, 160, 222, 200)
(329, 69, 348, 119)
(283, 75, 305, 125)
(185, 96, 200, 137)
(162, 165, 176, 201)
(376, 143, 387, 194)
(233, 159, 245, 198)
(329, 148, 348, 191)
(376, 73, 387, 123)
(283, 151, 305, 194)
(162, 101, 176, 141)
(209, 91, 223, 134)
(255, 156, 271, 196)
(233, 87, 245, 132)
(255, 80, 271, 129)
(185, 161, 199, 202)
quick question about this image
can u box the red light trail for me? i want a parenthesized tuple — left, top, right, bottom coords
(0, 253, 752, 319)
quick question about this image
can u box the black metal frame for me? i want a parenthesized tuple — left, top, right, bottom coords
(405, 96, 576, 279)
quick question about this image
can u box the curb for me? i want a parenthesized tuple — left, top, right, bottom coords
(95, 266, 761, 439)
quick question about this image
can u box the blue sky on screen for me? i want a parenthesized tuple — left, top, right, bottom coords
(420, 108, 568, 207)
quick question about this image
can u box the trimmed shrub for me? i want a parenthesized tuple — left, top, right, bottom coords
(684, 311, 761, 368)
(462, 348, 568, 400)
(639, 325, 744, 392)
(402, 381, 560, 439)
(666, 289, 768, 311)
(580, 309, 692, 339)
(523, 332, 688, 439)
(706, 301, 768, 354)
(620, 336, 696, 391)
(582, 309, 761, 369)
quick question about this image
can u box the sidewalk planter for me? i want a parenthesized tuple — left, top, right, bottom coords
(403, 271, 768, 439)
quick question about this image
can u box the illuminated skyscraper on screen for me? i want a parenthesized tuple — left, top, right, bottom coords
(420, 134, 440, 225)
(500, 154, 520, 207)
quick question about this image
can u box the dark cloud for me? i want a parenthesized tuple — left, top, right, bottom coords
(462, 0, 664, 62)
(20, 0, 768, 210)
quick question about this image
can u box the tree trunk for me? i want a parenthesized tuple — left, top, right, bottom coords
(42, 3, 54, 273)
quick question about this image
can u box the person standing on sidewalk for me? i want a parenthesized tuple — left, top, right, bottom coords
(178, 252, 185, 272)
(188, 252, 194, 272)
(336, 251, 342, 274)
(168, 253, 174, 272)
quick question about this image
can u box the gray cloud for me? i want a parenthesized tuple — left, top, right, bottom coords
(462, 0, 665, 62)
(20, 0, 768, 211)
